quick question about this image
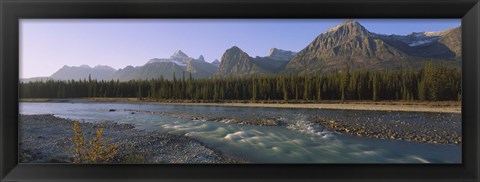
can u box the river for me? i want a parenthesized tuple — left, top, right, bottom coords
(19, 102, 461, 163)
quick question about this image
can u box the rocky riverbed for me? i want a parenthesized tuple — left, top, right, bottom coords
(124, 109, 283, 126)
(122, 108, 461, 145)
(311, 115, 462, 144)
(19, 114, 245, 163)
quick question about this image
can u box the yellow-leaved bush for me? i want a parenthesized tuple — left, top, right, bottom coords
(72, 120, 121, 163)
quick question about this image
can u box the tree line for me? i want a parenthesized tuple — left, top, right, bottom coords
(20, 62, 461, 101)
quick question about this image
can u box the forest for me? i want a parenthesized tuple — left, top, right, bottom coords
(20, 62, 461, 101)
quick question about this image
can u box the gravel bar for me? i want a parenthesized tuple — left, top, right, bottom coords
(19, 114, 246, 163)
(311, 115, 462, 145)
(124, 109, 283, 126)
(123, 109, 461, 145)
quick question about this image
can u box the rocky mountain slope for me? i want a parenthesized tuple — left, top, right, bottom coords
(285, 19, 460, 74)
(216, 46, 288, 76)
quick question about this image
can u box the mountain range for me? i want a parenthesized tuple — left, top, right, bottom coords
(286, 19, 460, 74)
(111, 50, 218, 81)
(22, 19, 461, 82)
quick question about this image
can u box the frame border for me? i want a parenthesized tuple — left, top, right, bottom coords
(1, 0, 479, 181)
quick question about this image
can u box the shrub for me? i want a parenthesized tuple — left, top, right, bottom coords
(72, 120, 121, 163)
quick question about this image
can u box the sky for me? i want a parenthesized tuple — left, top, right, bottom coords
(20, 19, 460, 78)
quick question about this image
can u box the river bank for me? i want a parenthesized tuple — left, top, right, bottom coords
(19, 103, 462, 163)
(20, 98, 461, 114)
(19, 114, 245, 163)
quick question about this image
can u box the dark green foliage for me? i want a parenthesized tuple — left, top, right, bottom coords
(20, 63, 461, 101)
(417, 62, 461, 101)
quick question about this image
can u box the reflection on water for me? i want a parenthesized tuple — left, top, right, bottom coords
(20, 102, 461, 163)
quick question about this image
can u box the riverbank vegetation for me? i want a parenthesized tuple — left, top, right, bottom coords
(20, 62, 461, 101)
(71, 120, 121, 163)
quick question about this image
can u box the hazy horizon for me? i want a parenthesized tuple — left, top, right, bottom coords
(20, 19, 460, 78)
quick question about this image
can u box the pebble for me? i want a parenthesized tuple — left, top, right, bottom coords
(19, 114, 245, 164)
(311, 115, 461, 145)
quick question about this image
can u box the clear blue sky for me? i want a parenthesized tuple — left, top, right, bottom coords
(20, 19, 460, 78)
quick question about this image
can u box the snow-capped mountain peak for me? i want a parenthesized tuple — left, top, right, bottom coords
(170, 50, 189, 60)
(147, 58, 188, 66)
(267, 48, 296, 61)
(405, 32, 441, 47)
(408, 39, 439, 46)
(147, 50, 195, 66)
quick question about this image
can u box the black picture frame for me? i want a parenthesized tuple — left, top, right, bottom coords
(1, 0, 479, 181)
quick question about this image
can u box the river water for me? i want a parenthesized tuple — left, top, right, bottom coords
(19, 102, 461, 163)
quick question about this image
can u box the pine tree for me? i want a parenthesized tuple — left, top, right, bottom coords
(372, 73, 378, 101)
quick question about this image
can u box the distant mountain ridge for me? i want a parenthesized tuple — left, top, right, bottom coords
(50, 65, 116, 81)
(22, 51, 220, 82)
(22, 19, 461, 82)
(111, 51, 218, 81)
